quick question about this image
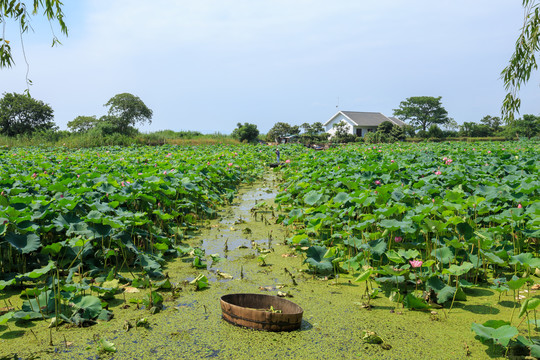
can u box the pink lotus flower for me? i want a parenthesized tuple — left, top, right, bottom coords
(228, 163, 233, 167)
(434, 171, 442, 175)
(121, 181, 125, 187)
(391, 160, 395, 163)
(163, 171, 167, 175)
(432, 198, 435, 203)
(138, 172, 142, 175)
(207, 162, 211, 165)
(32, 173, 37, 178)
(487, 151, 491, 154)
(410, 260, 423, 268)
(285, 159, 291, 163)
(518, 204, 523, 209)
(374, 180, 381, 185)
(77, 174, 80, 178)
(394, 236, 402, 243)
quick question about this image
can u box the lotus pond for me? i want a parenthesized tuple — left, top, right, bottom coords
(0, 141, 539, 359)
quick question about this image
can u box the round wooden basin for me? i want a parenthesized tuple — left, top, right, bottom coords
(220, 293, 303, 331)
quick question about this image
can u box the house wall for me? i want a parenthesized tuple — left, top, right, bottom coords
(325, 114, 355, 137)
(357, 126, 378, 137)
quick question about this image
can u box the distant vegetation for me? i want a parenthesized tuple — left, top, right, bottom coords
(0, 91, 539, 148)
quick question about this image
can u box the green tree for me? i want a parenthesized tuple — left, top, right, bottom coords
(427, 124, 444, 139)
(480, 115, 502, 134)
(232, 122, 259, 143)
(67, 115, 100, 133)
(390, 124, 405, 141)
(377, 121, 394, 134)
(393, 96, 449, 132)
(0, 1, 67, 86)
(103, 93, 153, 133)
(0, 92, 55, 136)
(331, 121, 355, 143)
(502, 0, 540, 123)
(266, 122, 300, 142)
(514, 114, 540, 138)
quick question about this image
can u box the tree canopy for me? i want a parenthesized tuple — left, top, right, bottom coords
(67, 115, 100, 133)
(501, 0, 540, 123)
(232, 122, 259, 143)
(0, 92, 55, 136)
(104, 93, 153, 133)
(0, 1, 67, 68)
(266, 122, 300, 142)
(393, 96, 449, 132)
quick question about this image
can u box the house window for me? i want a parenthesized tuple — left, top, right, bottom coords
(356, 128, 362, 136)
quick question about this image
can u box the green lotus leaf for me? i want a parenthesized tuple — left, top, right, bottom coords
(398, 249, 420, 260)
(12, 311, 43, 321)
(385, 250, 404, 264)
(5, 232, 41, 253)
(304, 191, 322, 206)
(304, 245, 334, 275)
(443, 262, 474, 277)
(0, 311, 14, 325)
(511, 253, 540, 269)
(431, 246, 454, 264)
(71, 295, 102, 319)
(427, 276, 455, 303)
(25, 260, 55, 279)
(22, 290, 55, 314)
(471, 323, 518, 347)
(403, 293, 430, 310)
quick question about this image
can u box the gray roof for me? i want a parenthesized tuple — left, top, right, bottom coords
(388, 116, 406, 127)
(325, 111, 405, 127)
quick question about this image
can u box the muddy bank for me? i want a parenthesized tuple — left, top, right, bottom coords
(0, 172, 528, 359)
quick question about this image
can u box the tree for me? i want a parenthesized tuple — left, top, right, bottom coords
(331, 121, 356, 143)
(300, 122, 325, 136)
(0, 92, 55, 136)
(67, 115, 100, 133)
(232, 122, 259, 143)
(480, 115, 502, 134)
(0, 1, 67, 86)
(427, 124, 444, 139)
(266, 122, 300, 142)
(501, 0, 540, 123)
(377, 121, 394, 134)
(393, 96, 449, 132)
(514, 114, 540, 138)
(104, 93, 153, 133)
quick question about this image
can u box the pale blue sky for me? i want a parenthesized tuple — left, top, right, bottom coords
(1, 1, 539, 133)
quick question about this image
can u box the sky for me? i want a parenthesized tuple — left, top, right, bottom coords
(1, 1, 539, 134)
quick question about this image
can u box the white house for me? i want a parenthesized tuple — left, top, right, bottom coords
(324, 111, 406, 137)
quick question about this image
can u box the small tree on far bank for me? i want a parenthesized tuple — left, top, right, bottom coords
(393, 96, 449, 132)
(67, 115, 100, 133)
(0, 92, 56, 136)
(266, 122, 300, 142)
(232, 122, 259, 143)
(104, 93, 153, 133)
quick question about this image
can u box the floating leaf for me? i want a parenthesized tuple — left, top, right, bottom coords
(471, 323, 518, 347)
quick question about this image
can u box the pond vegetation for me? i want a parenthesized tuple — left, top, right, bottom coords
(0, 141, 539, 359)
